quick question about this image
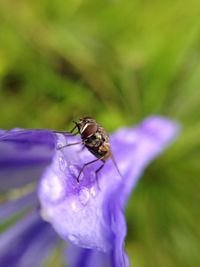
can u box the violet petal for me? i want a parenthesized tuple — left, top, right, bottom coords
(0, 192, 37, 223)
(0, 211, 58, 267)
(0, 116, 179, 267)
(38, 116, 179, 267)
(65, 244, 111, 267)
(0, 130, 56, 191)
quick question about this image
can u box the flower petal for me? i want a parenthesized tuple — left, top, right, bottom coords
(0, 192, 38, 223)
(65, 244, 112, 267)
(105, 116, 179, 267)
(38, 115, 179, 267)
(0, 211, 58, 267)
(109, 116, 179, 206)
(39, 133, 113, 252)
(0, 130, 56, 191)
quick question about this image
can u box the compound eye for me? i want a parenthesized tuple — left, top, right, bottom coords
(81, 123, 98, 138)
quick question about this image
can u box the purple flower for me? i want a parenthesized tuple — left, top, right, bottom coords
(0, 117, 179, 267)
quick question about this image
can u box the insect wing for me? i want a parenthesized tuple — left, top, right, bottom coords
(110, 150, 123, 180)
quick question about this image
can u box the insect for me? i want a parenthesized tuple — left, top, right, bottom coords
(57, 117, 122, 183)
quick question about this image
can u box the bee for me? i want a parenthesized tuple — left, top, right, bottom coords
(57, 117, 122, 183)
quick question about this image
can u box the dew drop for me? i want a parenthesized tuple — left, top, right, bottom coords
(71, 201, 78, 212)
(59, 156, 67, 171)
(68, 234, 79, 245)
(56, 141, 65, 150)
(90, 171, 96, 182)
(41, 171, 66, 202)
(79, 187, 90, 205)
(90, 186, 96, 198)
(69, 165, 79, 178)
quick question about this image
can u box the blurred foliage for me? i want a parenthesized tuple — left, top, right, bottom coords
(0, 0, 200, 266)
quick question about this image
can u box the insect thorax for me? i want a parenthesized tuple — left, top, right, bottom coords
(83, 126, 110, 159)
(84, 130, 106, 147)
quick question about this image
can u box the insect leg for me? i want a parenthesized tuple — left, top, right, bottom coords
(95, 162, 105, 189)
(53, 126, 79, 136)
(53, 130, 78, 136)
(77, 144, 85, 153)
(77, 157, 102, 183)
(70, 124, 79, 134)
(57, 141, 82, 150)
(53, 122, 79, 136)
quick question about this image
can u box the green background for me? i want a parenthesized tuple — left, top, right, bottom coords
(0, 1, 200, 266)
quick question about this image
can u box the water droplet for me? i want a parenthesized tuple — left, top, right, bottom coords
(90, 171, 96, 182)
(90, 186, 96, 198)
(69, 165, 79, 178)
(79, 187, 90, 205)
(59, 156, 67, 171)
(68, 234, 79, 245)
(56, 140, 65, 150)
(71, 201, 78, 212)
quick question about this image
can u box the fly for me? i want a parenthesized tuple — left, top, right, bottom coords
(57, 117, 122, 183)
